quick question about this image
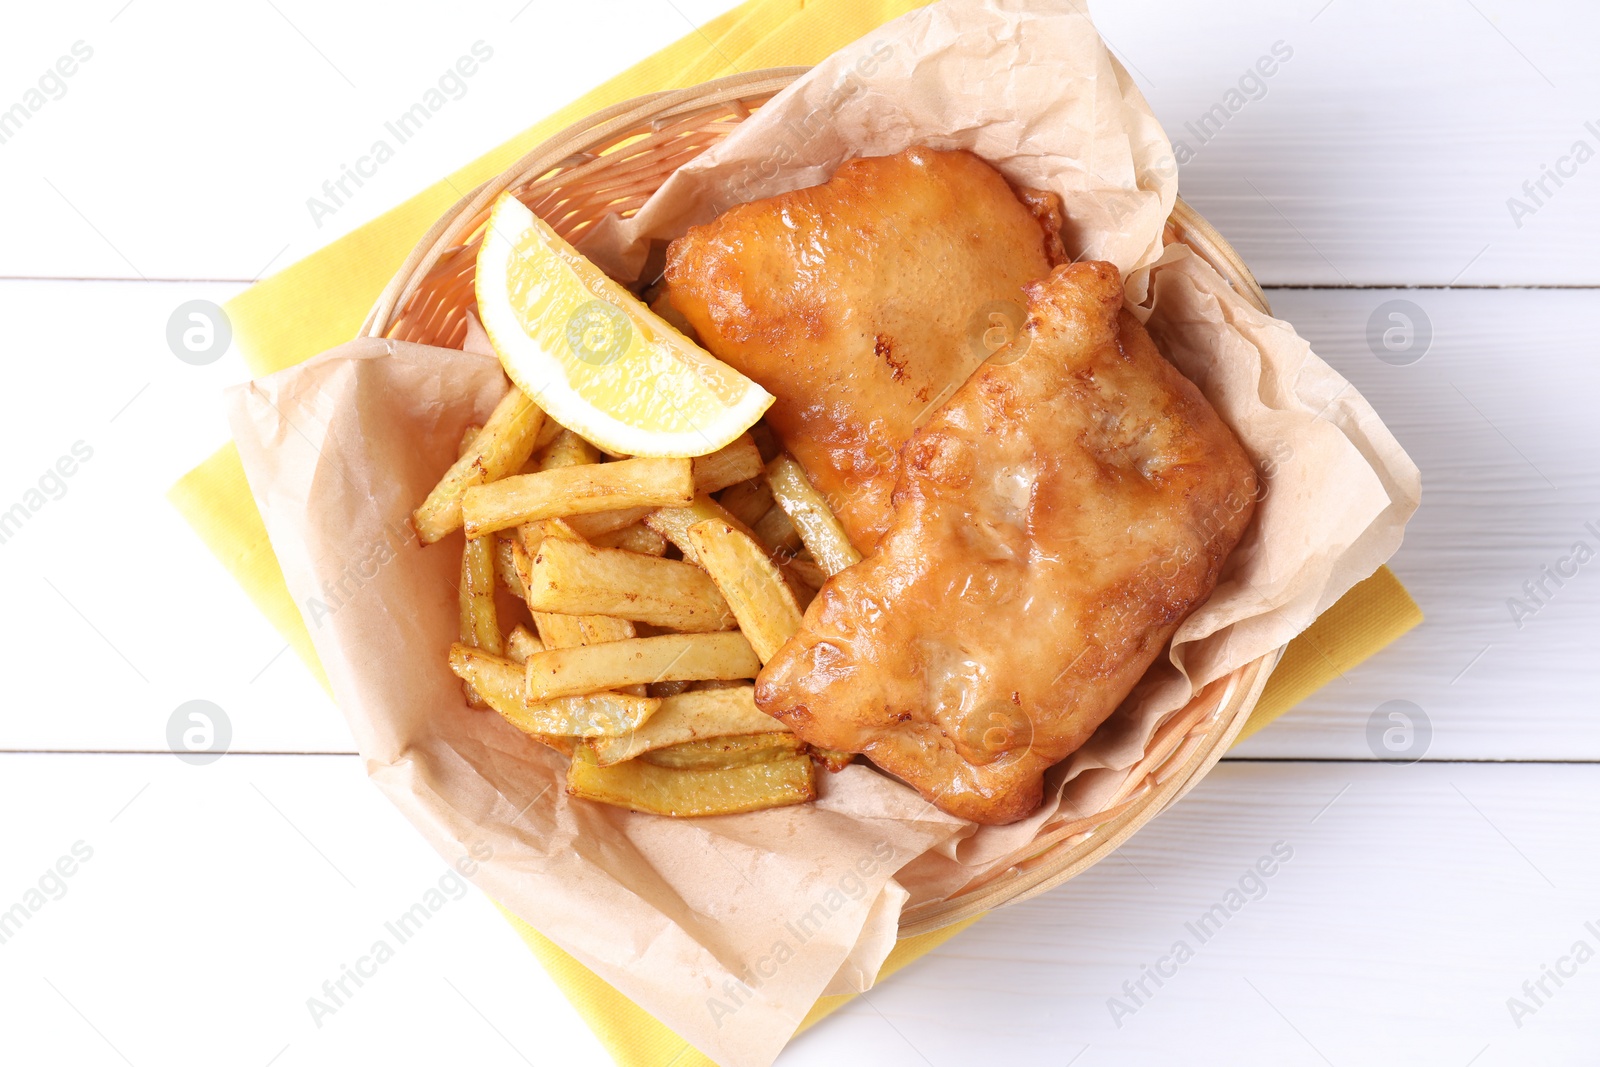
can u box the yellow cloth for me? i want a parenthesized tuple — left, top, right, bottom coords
(166, 1, 1423, 1063)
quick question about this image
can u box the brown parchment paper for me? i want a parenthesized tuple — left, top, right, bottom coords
(225, 2, 1420, 1065)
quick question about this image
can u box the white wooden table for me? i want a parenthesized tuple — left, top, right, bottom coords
(3, 1, 1596, 1063)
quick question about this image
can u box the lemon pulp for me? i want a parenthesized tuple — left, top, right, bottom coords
(474, 193, 772, 457)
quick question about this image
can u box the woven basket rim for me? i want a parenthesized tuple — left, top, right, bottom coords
(361, 67, 812, 340)
(364, 65, 1283, 937)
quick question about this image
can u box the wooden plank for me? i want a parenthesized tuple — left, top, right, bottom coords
(1096, 0, 1600, 285)
(0, 278, 347, 753)
(1, 2, 1595, 284)
(0, 752, 609, 1065)
(0, 1, 748, 283)
(784, 761, 1600, 1066)
(1, 756, 1594, 1064)
(1232, 287, 1600, 759)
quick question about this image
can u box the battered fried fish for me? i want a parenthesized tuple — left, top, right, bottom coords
(664, 146, 1064, 549)
(755, 261, 1258, 825)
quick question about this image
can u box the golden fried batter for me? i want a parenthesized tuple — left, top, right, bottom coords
(755, 262, 1258, 825)
(664, 147, 1064, 549)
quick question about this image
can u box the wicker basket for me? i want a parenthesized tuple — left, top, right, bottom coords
(363, 67, 1283, 938)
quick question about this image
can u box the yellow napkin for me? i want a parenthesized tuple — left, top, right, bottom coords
(168, 1, 1423, 1063)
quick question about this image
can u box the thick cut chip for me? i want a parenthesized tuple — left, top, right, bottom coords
(512, 521, 639, 652)
(523, 537, 735, 632)
(757, 262, 1259, 825)
(493, 535, 526, 598)
(566, 746, 814, 817)
(588, 684, 787, 766)
(640, 732, 806, 769)
(413, 387, 545, 544)
(448, 644, 657, 737)
(505, 625, 543, 663)
(591, 523, 669, 556)
(685, 520, 803, 663)
(765, 455, 862, 577)
(691, 434, 765, 494)
(751, 505, 801, 556)
(458, 536, 502, 655)
(461, 456, 692, 538)
(538, 429, 601, 471)
(526, 632, 761, 700)
(642, 494, 753, 565)
(564, 506, 661, 541)
(717, 477, 775, 529)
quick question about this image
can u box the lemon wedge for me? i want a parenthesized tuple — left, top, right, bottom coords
(474, 193, 773, 458)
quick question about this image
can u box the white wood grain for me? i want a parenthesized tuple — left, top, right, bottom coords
(0, 753, 609, 1066)
(0, 279, 346, 755)
(1230, 287, 1600, 760)
(784, 761, 1600, 1066)
(4, 281, 1593, 759)
(2, 1, 1595, 285)
(1094, 0, 1600, 286)
(4, 4, 1598, 1066)
(0, 0, 749, 282)
(1, 756, 1593, 1065)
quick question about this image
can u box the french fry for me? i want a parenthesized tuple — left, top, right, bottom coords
(587, 684, 788, 766)
(566, 746, 815, 817)
(513, 516, 574, 560)
(517, 418, 567, 474)
(460, 457, 693, 539)
(458, 533, 502, 707)
(413, 387, 545, 544)
(505, 625, 543, 664)
(641, 732, 807, 769)
(448, 641, 536, 725)
(685, 520, 804, 663)
(497, 689, 657, 739)
(643, 494, 753, 566)
(565, 505, 660, 541)
(512, 521, 642, 657)
(784, 553, 827, 591)
(782, 568, 819, 612)
(494, 534, 525, 598)
(523, 525, 646, 696)
(507, 534, 535, 587)
(591, 523, 669, 557)
(747, 421, 780, 462)
(537, 735, 577, 757)
(752, 503, 802, 556)
(692, 434, 764, 495)
(449, 644, 657, 737)
(718, 477, 776, 530)
(533, 416, 565, 451)
(525, 631, 761, 700)
(766, 455, 862, 576)
(509, 537, 585, 650)
(524, 538, 735, 632)
(531, 613, 588, 651)
(538, 428, 601, 471)
(579, 615, 639, 645)
(458, 424, 483, 458)
(459, 535, 502, 655)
